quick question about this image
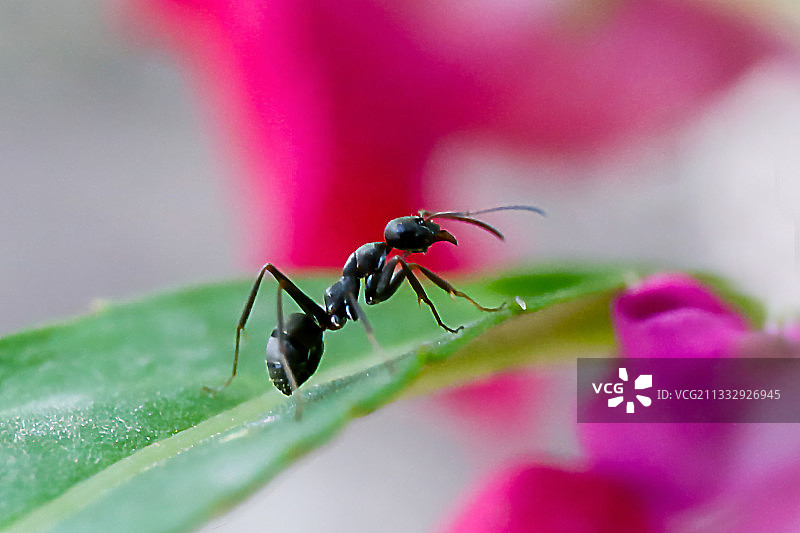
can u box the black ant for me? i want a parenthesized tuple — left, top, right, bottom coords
(206, 205, 544, 397)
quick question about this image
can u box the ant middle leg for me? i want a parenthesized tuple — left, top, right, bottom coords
(345, 291, 395, 375)
(344, 292, 384, 355)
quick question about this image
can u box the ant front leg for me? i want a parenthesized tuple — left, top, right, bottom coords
(405, 263, 504, 312)
(366, 256, 462, 334)
(397, 259, 464, 334)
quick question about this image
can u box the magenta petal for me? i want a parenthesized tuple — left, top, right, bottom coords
(613, 273, 749, 358)
(432, 371, 546, 438)
(700, 463, 800, 533)
(440, 463, 655, 533)
(780, 322, 800, 344)
(126, 1, 779, 267)
(581, 420, 740, 516)
(581, 274, 752, 515)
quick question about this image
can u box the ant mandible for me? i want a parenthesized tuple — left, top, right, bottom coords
(207, 205, 544, 396)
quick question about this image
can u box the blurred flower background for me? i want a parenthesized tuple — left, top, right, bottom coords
(3, 0, 800, 531)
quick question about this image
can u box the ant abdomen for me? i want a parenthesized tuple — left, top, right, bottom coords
(266, 313, 324, 396)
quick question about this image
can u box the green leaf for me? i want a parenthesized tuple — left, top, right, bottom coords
(0, 264, 757, 532)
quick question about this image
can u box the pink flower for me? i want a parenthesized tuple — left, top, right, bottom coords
(612, 273, 750, 359)
(432, 371, 548, 440)
(441, 275, 800, 532)
(581, 274, 800, 529)
(441, 463, 655, 533)
(125, 0, 779, 268)
(581, 274, 751, 517)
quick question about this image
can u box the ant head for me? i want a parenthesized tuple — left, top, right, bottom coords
(384, 216, 457, 253)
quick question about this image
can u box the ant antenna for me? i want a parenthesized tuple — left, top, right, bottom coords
(420, 205, 546, 240)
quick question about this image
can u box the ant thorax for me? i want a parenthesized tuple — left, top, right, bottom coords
(341, 242, 388, 279)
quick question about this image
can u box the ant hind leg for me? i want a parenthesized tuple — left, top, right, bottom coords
(275, 287, 303, 420)
(204, 263, 328, 394)
(203, 265, 272, 394)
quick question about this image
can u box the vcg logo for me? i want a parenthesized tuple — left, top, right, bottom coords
(591, 367, 653, 414)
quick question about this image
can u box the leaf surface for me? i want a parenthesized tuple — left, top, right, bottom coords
(1, 264, 753, 532)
